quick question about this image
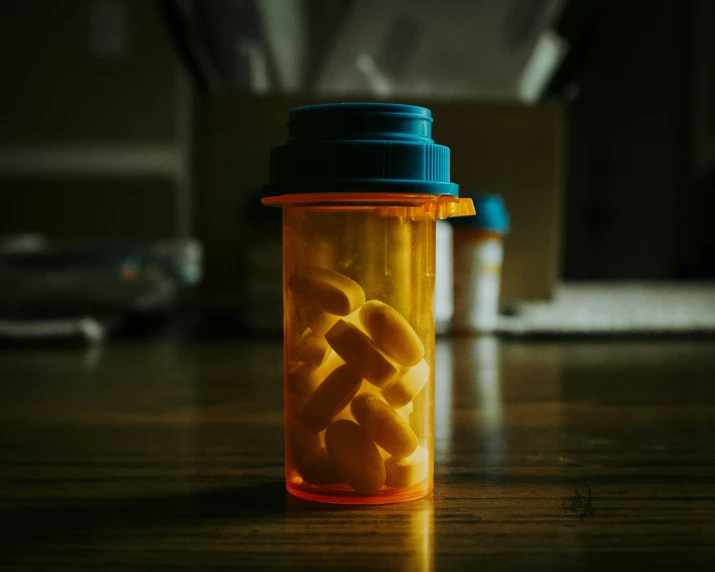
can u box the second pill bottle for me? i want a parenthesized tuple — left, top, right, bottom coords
(263, 103, 474, 504)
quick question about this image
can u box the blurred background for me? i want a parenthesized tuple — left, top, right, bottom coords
(1, 0, 714, 343)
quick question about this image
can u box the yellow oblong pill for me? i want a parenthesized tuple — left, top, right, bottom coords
(381, 359, 430, 408)
(295, 330, 331, 368)
(285, 364, 324, 418)
(286, 361, 324, 400)
(295, 446, 342, 485)
(301, 364, 362, 432)
(287, 418, 321, 463)
(325, 319, 400, 388)
(395, 401, 413, 424)
(350, 393, 418, 459)
(325, 419, 386, 494)
(359, 300, 424, 367)
(289, 267, 365, 316)
(306, 308, 340, 337)
(385, 446, 429, 488)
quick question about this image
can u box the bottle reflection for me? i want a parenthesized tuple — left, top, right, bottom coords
(451, 336, 506, 474)
(407, 499, 434, 572)
(434, 338, 454, 464)
(283, 496, 434, 571)
(473, 336, 506, 472)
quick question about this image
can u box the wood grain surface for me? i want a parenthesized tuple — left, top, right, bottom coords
(1, 337, 714, 570)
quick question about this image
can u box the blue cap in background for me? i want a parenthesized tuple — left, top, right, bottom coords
(264, 103, 458, 197)
(450, 193, 509, 233)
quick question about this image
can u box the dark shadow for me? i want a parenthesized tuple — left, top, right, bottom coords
(0, 479, 385, 565)
(0, 480, 287, 562)
(284, 494, 357, 513)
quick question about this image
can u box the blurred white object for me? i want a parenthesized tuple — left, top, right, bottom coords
(255, 0, 306, 92)
(236, 40, 271, 93)
(453, 236, 504, 333)
(498, 283, 715, 335)
(518, 29, 568, 103)
(315, 0, 567, 101)
(434, 220, 454, 334)
(452, 194, 510, 333)
(0, 234, 48, 254)
(355, 53, 393, 96)
(195, 0, 568, 100)
(0, 317, 106, 345)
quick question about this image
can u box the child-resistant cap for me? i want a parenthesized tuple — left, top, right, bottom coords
(450, 193, 510, 233)
(263, 103, 458, 197)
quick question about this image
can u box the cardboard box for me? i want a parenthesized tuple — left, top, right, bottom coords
(197, 95, 564, 303)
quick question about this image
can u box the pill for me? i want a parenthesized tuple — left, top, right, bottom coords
(357, 379, 389, 401)
(333, 383, 410, 424)
(325, 419, 386, 494)
(385, 446, 429, 488)
(295, 330, 332, 368)
(295, 446, 342, 485)
(408, 389, 428, 441)
(359, 300, 424, 367)
(334, 407, 355, 423)
(306, 308, 340, 337)
(355, 381, 412, 422)
(287, 418, 321, 461)
(382, 359, 430, 408)
(395, 401, 413, 424)
(322, 349, 345, 373)
(301, 364, 362, 432)
(377, 444, 391, 460)
(286, 361, 324, 401)
(350, 394, 418, 459)
(286, 392, 309, 419)
(325, 319, 400, 388)
(289, 267, 365, 316)
(332, 382, 378, 423)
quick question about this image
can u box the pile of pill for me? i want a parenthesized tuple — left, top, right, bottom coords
(286, 266, 431, 494)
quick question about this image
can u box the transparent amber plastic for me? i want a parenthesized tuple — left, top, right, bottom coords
(265, 193, 473, 504)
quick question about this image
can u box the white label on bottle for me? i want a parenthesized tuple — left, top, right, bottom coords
(453, 238, 503, 331)
(434, 221, 454, 328)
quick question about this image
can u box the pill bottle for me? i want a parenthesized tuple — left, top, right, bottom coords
(451, 194, 509, 334)
(263, 103, 474, 504)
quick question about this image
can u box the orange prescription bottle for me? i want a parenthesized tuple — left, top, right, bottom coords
(263, 103, 474, 504)
(451, 194, 510, 333)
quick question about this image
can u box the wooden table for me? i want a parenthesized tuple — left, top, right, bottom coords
(1, 337, 714, 570)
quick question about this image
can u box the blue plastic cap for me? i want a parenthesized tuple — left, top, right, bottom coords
(450, 193, 510, 233)
(264, 103, 458, 197)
